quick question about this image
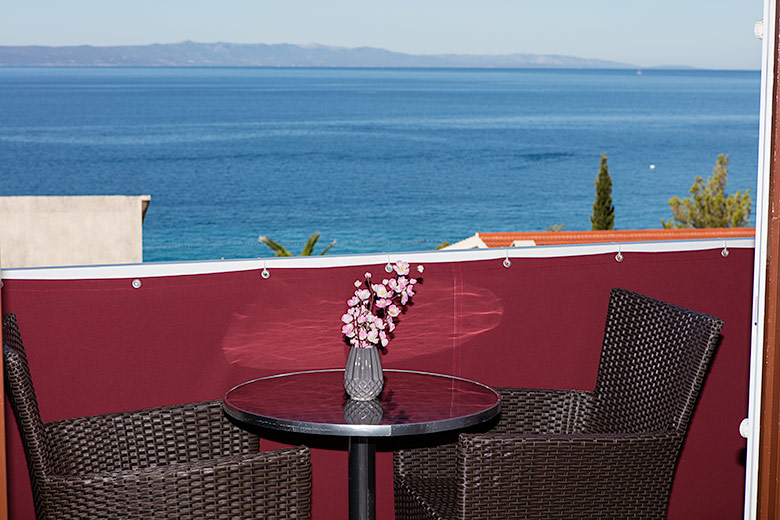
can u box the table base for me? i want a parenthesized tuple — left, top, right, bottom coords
(349, 437, 376, 520)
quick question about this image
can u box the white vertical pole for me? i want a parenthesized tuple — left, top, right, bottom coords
(745, 1, 776, 518)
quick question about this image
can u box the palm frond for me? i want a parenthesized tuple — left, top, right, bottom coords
(319, 239, 337, 255)
(258, 236, 293, 257)
(301, 233, 321, 256)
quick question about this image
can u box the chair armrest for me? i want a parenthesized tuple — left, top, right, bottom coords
(39, 446, 311, 520)
(394, 388, 594, 481)
(394, 441, 458, 480)
(46, 400, 259, 475)
(455, 431, 683, 520)
(492, 387, 594, 434)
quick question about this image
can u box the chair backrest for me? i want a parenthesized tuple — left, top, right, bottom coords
(3, 313, 50, 509)
(592, 289, 723, 434)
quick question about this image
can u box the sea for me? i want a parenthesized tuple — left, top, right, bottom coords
(0, 67, 761, 262)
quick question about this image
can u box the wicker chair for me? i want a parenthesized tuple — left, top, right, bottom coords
(394, 288, 723, 520)
(2, 313, 311, 520)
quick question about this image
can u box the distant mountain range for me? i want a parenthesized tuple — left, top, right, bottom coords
(0, 41, 638, 69)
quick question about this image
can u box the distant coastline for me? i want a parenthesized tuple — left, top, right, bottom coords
(0, 41, 641, 69)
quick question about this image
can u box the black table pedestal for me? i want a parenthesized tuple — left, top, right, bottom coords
(349, 437, 376, 520)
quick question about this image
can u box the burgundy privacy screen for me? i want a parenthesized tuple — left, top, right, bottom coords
(2, 245, 753, 519)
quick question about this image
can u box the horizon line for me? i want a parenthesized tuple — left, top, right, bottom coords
(0, 41, 758, 71)
(0, 65, 762, 72)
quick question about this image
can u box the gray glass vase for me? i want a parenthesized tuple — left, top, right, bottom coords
(344, 346, 384, 400)
(343, 398, 384, 424)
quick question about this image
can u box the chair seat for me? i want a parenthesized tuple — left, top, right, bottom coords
(395, 477, 459, 520)
(37, 445, 311, 520)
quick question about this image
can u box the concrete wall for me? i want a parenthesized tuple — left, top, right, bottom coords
(0, 195, 150, 268)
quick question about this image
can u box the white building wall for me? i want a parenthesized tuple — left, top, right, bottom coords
(0, 195, 150, 268)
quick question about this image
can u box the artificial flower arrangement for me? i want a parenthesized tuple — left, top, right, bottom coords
(341, 260, 423, 349)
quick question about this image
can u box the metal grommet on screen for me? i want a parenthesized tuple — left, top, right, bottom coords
(615, 245, 624, 263)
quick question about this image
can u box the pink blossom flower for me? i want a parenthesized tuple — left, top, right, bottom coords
(417, 265, 424, 273)
(373, 284, 389, 298)
(391, 277, 408, 294)
(393, 261, 410, 276)
(342, 323, 356, 338)
(342, 262, 423, 351)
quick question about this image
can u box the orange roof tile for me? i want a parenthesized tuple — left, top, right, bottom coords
(477, 228, 756, 248)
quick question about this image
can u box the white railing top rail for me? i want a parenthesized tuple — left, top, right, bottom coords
(0, 236, 755, 281)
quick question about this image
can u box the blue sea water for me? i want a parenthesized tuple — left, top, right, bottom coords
(0, 67, 760, 262)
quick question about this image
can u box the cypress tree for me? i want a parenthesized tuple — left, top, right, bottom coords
(591, 153, 615, 230)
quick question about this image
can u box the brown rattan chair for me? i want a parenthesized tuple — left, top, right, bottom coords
(2, 313, 311, 520)
(394, 288, 723, 520)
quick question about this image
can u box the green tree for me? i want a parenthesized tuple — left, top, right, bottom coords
(258, 232, 336, 256)
(590, 153, 615, 230)
(662, 154, 751, 228)
(545, 223, 566, 232)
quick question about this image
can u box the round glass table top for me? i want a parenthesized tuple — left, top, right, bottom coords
(223, 369, 501, 437)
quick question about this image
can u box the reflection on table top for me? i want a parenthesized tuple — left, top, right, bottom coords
(223, 369, 501, 437)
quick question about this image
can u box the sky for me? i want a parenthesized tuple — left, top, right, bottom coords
(0, 0, 765, 70)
